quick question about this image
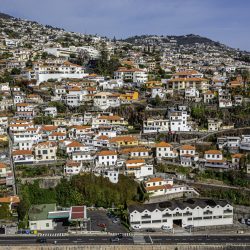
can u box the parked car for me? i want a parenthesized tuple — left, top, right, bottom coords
(132, 224, 141, 229)
(146, 228, 156, 232)
(110, 237, 120, 242)
(161, 225, 171, 230)
(117, 233, 123, 239)
(36, 238, 47, 243)
(112, 219, 119, 224)
(184, 225, 194, 230)
(246, 219, 250, 225)
(97, 223, 107, 228)
(240, 218, 246, 224)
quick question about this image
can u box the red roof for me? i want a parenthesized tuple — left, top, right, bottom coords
(70, 206, 85, 220)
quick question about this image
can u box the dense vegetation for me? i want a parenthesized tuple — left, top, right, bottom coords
(196, 169, 250, 188)
(199, 188, 250, 206)
(18, 174, 144, 226)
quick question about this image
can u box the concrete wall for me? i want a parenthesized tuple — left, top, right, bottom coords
(1, 244, 250, 250)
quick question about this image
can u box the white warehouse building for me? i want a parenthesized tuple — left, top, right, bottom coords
(128, 198, 233, 229)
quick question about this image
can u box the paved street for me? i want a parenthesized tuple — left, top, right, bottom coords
(0, 235, 250, 246)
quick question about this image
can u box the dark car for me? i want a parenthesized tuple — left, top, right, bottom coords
(110, 237, 120, 243)
(36, 238, 47, 243)
(184, 225, 193, 230)
(117, 233, 123, 239)
(146, 228, 156, 232)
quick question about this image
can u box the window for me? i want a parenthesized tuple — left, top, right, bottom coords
(203, 216, 212, 220)
(152, 220, 161, 223)
(193, 217, 202, 220)
(46, 223, 50, 227)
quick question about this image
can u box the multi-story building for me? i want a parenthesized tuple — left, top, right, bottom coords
(128, 198, 233, 229)
(204, 150, 227, 168)
(143, 118, 169, 134)
(114, 67, 148, 84)
(24, 60, 87, 84)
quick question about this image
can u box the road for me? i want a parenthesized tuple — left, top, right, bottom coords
(0, 235, 250, 245)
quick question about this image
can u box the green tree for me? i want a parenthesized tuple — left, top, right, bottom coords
(0, 204, 12, 220)
(11, 68, 21, 75)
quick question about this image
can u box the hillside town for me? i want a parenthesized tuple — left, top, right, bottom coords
(0, 13, 250, 242)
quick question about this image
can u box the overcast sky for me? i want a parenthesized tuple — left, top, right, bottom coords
(1, 0, 250, 51)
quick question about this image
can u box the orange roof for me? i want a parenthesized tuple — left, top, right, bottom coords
(155, 142, 172, 148)
(69, 87, 81, 91)
(232, 153, 244, 159)
(0, 163, 7, 169)
(98, 115, 122, 121)
(173, 70, 199, 76)
(145, 185, 166, 191)
(0, 196, 20, 204)
(204, 90, 214, 95)
(126, 159, 145, 164)
(42, 125, 58, 131)
(50, 132, 66, 137)
(67, 141, 83, 147)
(205, 150, 222, 155)
(66, 160, 81, 167)
(16, 103, 29, 107)
(180, 145, 195, 150)
(97, 150, 117, 156)
(71, 125, 91, 130)
(206, 159, 225, 163)
(63, 61, 81, 67)
(116, 67, 142, 73)
(168, 77, 207, 82)
(120, 147, 149, 154)
(97, 135, 109, 140)
(12, 150, 33, 156)
(36, 141, 57, 148)
(146, 177, 164, 183)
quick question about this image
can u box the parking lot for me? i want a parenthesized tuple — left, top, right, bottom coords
(87, 209, 127, 233)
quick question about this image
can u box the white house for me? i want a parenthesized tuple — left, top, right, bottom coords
(156, 142, 178, 160)
(179, 145, 198, 167)
(29, 204, 56, 231)
(168, 110, 192, 132)
(125, 159, 154, 179)
(103, 170, 119, 184)
(12, 150, 34, 164)
(204, 150, 227, 168)
(64, 161, 82, 175)
(96, 150, 117, 167)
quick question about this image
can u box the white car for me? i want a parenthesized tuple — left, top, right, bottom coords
(132, 224, 141, 229)
(161, 225, 171, 230)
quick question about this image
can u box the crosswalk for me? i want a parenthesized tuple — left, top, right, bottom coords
(110, 232, 133, 236)
(38, 233, 67, 237)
